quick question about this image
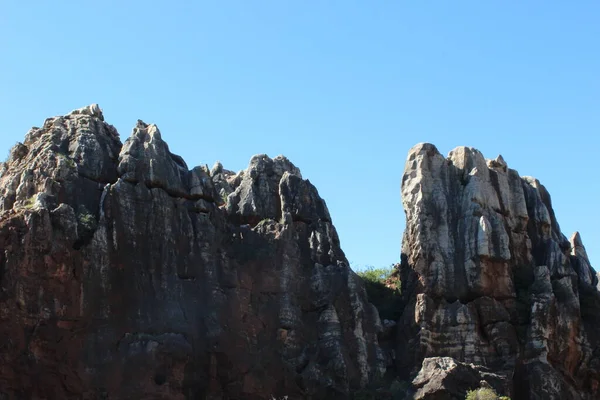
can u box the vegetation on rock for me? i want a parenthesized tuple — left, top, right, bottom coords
(23, 195, 36, 209)
(355, 265, 402, 321)
(465, 387, 510, 400)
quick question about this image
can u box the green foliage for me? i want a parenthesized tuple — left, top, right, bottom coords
(78, 211, 96, 231)
(23, 195, 36, 209)
(465, 387, 510, 400)
(357, 266, 396, 284)
(220, 191, 229, 205)
(356, 265, 402, 321)
(73, 207, 98, 249)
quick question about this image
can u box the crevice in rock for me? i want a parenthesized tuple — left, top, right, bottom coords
(489, 169, 508, 216)
(154, 373, 167, 386)
(177, 274, 197, 281)
(119, 178, 217, 204)
(169, 152, 187, 169)
(0, 251, 5, 287)
(73, 205, 99, 250)
(477, 321, 490, 342)
(77, 172, 118, 185)
(436, 292, 517, 305)
(292, 216, 313, 225)
(188, 209, 211, 216)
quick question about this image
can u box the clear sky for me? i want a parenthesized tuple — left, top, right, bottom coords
(1, 1, 598, 270)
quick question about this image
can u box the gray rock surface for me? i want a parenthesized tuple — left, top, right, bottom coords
(412, 357, 508, 400)
(398, 143, 600, 399)
(2, 107, 598, 399)
(0, 105, 385, 399)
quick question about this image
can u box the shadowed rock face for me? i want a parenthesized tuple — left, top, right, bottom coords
(398, 143, 600, 400)
(2, 107, 598, 400)
(0, 105, 385, 399)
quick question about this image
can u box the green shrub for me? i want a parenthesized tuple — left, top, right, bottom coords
(23, 196, 36, 209)
(220, 191, 229, 205)
(465, 387, 510, 400)
(73, 207, 98, 249)
(356, 265, 402, 321)
(357, 266, 397, 285)
(78, 211, 96, 231)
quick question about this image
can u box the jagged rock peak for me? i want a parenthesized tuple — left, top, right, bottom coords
(398, 142, 599, 399)
(0, 105, 122, 213)
(224, 153, 333, 229)
(67, 103, 105, 121)
(5, 106, 321, 220)
(247, 153, 302, 179)
(0, 105, 384, 399)
(571, 231, 588, 257)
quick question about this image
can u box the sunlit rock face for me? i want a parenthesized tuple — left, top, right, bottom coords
(0, 105, 385, 400)
(3, 106, 598, 400)
(398, 143, 600, 400)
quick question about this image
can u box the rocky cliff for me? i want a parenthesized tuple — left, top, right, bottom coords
(397, 143, 600, 399)
(0, 105, 385, 399)
(1, 106, 598, 400)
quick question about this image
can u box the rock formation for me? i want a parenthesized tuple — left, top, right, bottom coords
(398, 143, 600, 399)
(0, 105, 385, 399)
(1, 106, 599, 400)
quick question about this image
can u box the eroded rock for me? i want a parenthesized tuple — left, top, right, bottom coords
(398, 143, 600, 399)
(412, 357, 508, 400)
(0, 105, 384, 400)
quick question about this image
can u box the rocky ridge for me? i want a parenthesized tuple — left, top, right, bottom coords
(0, 105, 598, 400)
(0, 105, 385, 399)
(397, 143, 599, 399)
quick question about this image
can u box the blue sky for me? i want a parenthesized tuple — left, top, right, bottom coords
(1, 1, 598, 270)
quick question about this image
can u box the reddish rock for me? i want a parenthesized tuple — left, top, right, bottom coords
(0, 105, 385, 399)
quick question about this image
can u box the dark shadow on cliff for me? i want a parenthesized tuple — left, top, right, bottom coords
(355, 265, 403, 322)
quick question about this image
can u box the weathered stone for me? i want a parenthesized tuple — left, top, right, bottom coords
(3, 109, 598, 399)
(189, 166, 217, 201)
(210, 161, 240, 206)
(117, 121, 190, 198)
(411, 357, 509, 400)
(226, 154, 302, 225)
(398, 143, 600, 399)
(571, 232, 597, 289)
(0, 105, 121, 219)
(0, 105, 384, 400)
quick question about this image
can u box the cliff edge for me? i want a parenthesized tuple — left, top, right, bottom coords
(0, 105, 385, 399)
(1, 106, 598, 400)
